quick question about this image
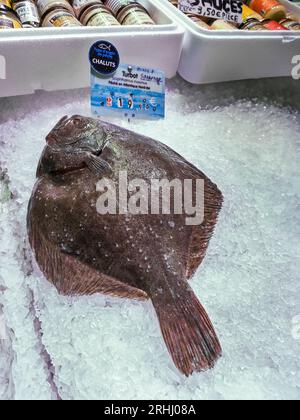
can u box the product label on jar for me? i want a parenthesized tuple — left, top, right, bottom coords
(244, 22, 263, 29)
(15, 2, 40, 24)
(90, 40, 165, 120)
(249, 0, 281, 16)
(44, 11, 80, 26)
(284, 21, 300, 29)
(122, 9, 155, 25)
(72, 0, 100, 17)
(0, 15, 22, 28)
(37, 0, 52, 13)
(262, 19, 287, 29)
(37, 0, 71, 16)
(87, 12, 120, 26)
(105, 0, 135, 16)
(178, 0, 243, 24)
(37, 0, 52, 16)
(242, 4, 263, 21)
(73, 0, 93, 8)
(0, 17, 13, 28)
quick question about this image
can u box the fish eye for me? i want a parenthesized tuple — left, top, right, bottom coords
(71, 116, 83, 128)
(73, 119, 81, 127)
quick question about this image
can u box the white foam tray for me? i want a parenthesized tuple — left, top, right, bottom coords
(0, 0, 184, 97)
(160, 0, 300, 84)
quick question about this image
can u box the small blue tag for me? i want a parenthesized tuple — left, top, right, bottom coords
(89, 40, 120, 77)
(90, 42, 165, 121)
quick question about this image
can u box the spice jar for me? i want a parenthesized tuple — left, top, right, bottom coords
(286, 12, 300, 23)
(242, 4, 263, 21)
(279, 18, 300, 30)
(186, 14, 210, 30)
(41, 7, 81, 26)
(12, 0, 40, 28)
(104, 0, 136, 16)
(0, 3, 22, 28)
(245, 0, 286, 22)
(239, 17, 266, 30)
(70, 0, 102, 19)
(80, 3, 120, 25)
(210, 19, 238, 30)
(117, 3, 155, 25)
(261, 18, 288, 29)
(37, 0, 75, 19)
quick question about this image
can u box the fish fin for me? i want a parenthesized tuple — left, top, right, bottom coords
(63, 256, 149, 301)
(28, 221, 148, 301)
(85, 155, 112, 177)
(186, 180, 223, 279)
(152, 286, 221, 376)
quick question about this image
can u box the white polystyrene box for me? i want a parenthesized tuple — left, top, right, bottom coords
(160, 0, 300, 84)
(0, 0, 184, 98)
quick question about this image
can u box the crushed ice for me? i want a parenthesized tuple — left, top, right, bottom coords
(0, 78, 300, 400)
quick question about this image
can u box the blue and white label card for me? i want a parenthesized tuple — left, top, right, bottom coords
(89, 41, 165, 120)
(91, 64, 165, 120)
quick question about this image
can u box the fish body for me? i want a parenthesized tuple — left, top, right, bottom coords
(28, 116, 223, 376)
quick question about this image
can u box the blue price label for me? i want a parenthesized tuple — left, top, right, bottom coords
(89, 40, 120, 77)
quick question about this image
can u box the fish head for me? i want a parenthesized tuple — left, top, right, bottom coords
(46, 115, 108, 156)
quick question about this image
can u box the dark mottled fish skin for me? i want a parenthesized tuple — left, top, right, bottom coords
(27, 115, 223, 376)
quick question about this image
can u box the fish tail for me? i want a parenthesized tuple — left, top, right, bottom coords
(152, 285, 221, 376)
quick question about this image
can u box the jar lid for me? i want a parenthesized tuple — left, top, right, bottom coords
(73, 0, 103, 19)
(105, 0, 136, 16)
(39, 0, 75, 21)
(40, 6, 75, 25)
(0, 3, 19, 17)
(239, 17, 261, 29)
(78, 2, 107, 20)
(80, 3, 109, 24)
(117, 2, 148, 22)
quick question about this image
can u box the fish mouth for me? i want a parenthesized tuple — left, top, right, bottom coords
(47, 115, 84, 146)
(47, 116, 107, 154)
